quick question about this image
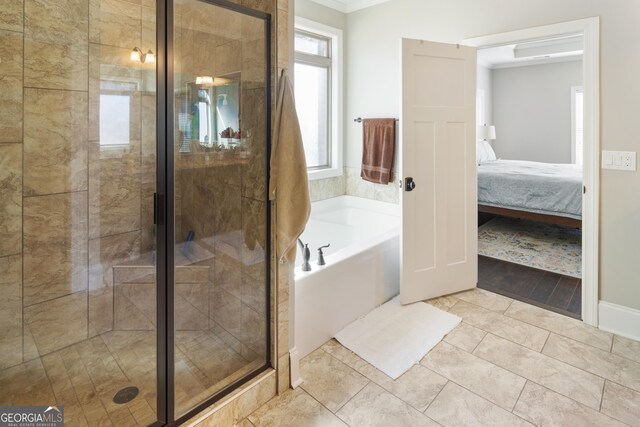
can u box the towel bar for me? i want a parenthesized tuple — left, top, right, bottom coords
(353, 117, 399, 123)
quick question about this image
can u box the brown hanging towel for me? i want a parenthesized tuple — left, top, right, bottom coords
(360, 118, 396, 184)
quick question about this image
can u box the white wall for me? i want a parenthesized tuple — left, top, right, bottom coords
(344, 0, 640, 311)
(492, 60, 582, 163)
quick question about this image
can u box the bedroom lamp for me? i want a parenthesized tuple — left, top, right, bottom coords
(477, 124, 496, 141)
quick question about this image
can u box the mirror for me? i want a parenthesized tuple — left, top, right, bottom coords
(186, 73, 240, 149)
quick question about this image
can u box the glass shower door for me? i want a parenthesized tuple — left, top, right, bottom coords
(171, 0, 271, 418)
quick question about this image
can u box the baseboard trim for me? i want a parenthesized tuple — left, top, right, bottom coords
(598, 301, 640, 341)
(289, 348, 303, 388)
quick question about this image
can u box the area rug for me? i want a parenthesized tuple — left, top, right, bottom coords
(478, 217, 581, 278)
(334, 296, 461, 379)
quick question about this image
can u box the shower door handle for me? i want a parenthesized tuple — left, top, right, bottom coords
(153, 193, 164, 226)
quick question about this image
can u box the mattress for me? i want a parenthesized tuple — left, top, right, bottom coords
(477, 159, 583, 219)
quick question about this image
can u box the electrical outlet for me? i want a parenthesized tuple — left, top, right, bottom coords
(602, 151, 636, 171)
(621, 152, 635, 169)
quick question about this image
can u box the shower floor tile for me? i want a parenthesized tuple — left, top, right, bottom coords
(0, 329, 257, 426)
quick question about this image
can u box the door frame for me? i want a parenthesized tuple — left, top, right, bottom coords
(463, 17, 600, 326)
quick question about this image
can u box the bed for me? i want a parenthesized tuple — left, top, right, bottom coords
(477, 159, 583, 228)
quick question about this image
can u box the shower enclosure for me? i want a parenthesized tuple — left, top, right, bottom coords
(0, 0, 271, 424)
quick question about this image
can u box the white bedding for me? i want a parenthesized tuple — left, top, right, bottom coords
(478, 160, 583, 219)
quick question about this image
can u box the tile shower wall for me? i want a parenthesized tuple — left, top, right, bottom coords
(0, 0, 156, 368)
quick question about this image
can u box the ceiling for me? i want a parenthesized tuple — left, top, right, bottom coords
(311, 0, 391, 13)
(478, 35, 583, 69)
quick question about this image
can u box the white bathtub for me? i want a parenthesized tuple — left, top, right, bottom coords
(293, 196, 400, 364)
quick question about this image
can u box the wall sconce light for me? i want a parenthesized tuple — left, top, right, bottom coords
(217, 94, 228, 106)
(195, 76, 215, 85)
(131, 47, 155, 63)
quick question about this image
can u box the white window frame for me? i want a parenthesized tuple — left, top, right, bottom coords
(571, 85, 584, 165)
(476, 88, 485, 139)
(295, 17, 343, 180)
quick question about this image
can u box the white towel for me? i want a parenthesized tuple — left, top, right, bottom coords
(269, 70, 311, 263)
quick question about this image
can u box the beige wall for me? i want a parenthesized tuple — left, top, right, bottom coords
(295, 0, 347, 29)
(345, 0, 640, 310)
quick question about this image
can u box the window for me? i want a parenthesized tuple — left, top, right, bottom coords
(571, 86, 584, 166)
(294, 18, 343, 179)
(476, 89, 485, 138)
(99, 80, 138, 146)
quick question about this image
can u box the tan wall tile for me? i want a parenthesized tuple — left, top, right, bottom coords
(88, 154, 142, 238)
(24, 88, 88, 196)
(98, 0, 141, 48)
(89, 0, 100, 43)
(88, 286, 114, 337)
(277, 353, 290, 393)
(0, 254, 23, 369)
(0, 143, 22, 257)
(24, 291, 88, 356)
(25, 0, 88, 45)
(114, 282, 155, 330)
(242, 303, 266, 356)
(141, 5, 155, 50)
(242, 272, 266, 315)
(23, 192, 88, 306)
(276, 9, 288, 70)
(0, 30, 23, 143)
(241, 0, 274, 14)
(89, 230, 141, 289)
(24, 40, 89, 91)
(22, 323, 39, 361)
(175, 282, 209, 330)
(0, 0, 24, 32)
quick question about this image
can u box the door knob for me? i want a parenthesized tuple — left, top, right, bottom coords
(405, 177, 416, 191)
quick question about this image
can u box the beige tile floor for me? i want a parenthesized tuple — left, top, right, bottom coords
(246, 288, 640, 427)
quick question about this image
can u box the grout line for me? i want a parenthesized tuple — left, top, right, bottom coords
(332, 378, 370, 414)
(22, 86, 89, 93)
(599, 379, 606, 412)
(540, 331, 551, 353)
(422, 379, 449, 415)
(510, 379, 527, 414)
(469, 329, 489, 354)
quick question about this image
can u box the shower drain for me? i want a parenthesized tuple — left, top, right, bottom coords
(113, 386, 139, 404)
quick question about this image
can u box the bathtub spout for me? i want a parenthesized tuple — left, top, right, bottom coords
(298, 239, 312, 272)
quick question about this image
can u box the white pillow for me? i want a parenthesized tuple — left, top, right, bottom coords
(476, 140, 496, 164)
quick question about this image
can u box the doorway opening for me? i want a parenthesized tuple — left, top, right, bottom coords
(464, 18, 600, 325)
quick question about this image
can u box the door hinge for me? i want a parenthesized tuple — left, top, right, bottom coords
(153, 193, 164, 226)
(583, 186, 586, 194)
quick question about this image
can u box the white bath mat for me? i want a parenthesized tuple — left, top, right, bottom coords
(334, 296, 461, 379)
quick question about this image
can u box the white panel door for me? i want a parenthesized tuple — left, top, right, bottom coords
(400, 38, 477, 304)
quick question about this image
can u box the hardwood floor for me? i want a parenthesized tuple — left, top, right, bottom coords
(477, 255, 582, 319)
